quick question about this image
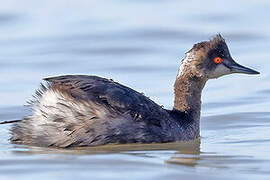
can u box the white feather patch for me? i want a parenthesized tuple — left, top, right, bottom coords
(177, 52, 195, 77)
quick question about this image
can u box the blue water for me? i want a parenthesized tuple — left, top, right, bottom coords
(0, 0, 270, 179)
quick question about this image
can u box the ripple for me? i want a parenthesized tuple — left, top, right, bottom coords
(225, 32, 264, 41)
(202, 112, 270, 130)
(0, 13, 22, 26)
(124, 29, 205, 41)
(190, 13, 239, 23)
(99, 65, 174, 73)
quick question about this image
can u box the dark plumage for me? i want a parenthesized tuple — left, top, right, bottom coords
(10, 34, 260, 147)
(11, 75, 194, 147)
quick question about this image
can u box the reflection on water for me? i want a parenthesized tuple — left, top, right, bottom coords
(0, 0, 270, 179)
(13, 139, 201, 155)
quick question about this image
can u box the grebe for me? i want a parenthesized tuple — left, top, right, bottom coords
(11, 34, 260, 147)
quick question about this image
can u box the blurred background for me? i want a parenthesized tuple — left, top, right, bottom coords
(0, 0, 270, 180)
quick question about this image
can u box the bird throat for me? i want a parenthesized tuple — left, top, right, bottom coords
(173, 61, 207, 123)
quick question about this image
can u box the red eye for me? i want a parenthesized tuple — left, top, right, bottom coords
(214, 57, 222, 64)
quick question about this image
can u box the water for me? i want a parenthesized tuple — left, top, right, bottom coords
(0, 0, 269, 179)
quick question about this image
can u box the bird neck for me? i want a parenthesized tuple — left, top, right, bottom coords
(173, 65, 207, 126)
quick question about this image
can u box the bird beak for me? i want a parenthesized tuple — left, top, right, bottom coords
(224, 59, 260, 75)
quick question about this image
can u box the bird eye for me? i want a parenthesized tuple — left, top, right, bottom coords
(214, 57, 222, 64)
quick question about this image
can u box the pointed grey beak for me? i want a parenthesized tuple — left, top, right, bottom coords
(223, 59, 260, 75)
(230, 62, 260, 75)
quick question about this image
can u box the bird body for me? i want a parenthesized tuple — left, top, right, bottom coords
(10, 34, 260, 147)
(11, 75, 197, 147)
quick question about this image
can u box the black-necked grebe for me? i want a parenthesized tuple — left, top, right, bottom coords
(11, 34, 260, 147)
